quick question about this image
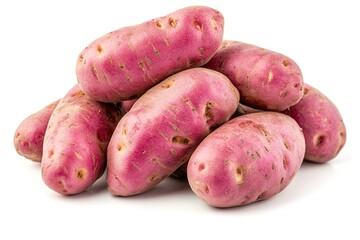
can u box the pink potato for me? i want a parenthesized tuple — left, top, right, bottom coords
(41, 85, 123, 195)
(187, 112, 305, 208)
(14, 99, 60, 162)
(121, 99, 137, 112)
(204, 40, 304, 111)
(283, 83, 346, 163)
(76, 6, 224, 102)
(107, 68, 240, 196)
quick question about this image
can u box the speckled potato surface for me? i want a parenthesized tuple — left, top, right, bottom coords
(187, 112, 305, 208)
(107, 68, 240, 196)
(284, 83, 346, 163)
(204, 40, 304, 111)
(76, 6, 224, 102)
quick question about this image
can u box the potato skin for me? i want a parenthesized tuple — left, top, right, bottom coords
(41, 85, 122, 195)
(14, 100, 60, 162)
(76, 6, 224, 102)
(204, 40, 304, 111)
(107, 68, 240, 196)
(283, 84, 346, 163)
(187, 112, 305, 208)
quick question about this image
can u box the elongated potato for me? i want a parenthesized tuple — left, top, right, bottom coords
(76, 6, 224, 102)
(107, 68, 240, 196)
(41, 85, 122, 195)
(187, 112, 305, 208)
(204, 40, 304, 111)
(283, 83, 346, 163)
(14, 99, 60, 162)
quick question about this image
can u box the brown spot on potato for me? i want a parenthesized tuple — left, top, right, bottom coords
(210, 17, 218, 29)
(91, 65, 98, 79)
(78, 55, 86, 64)
(194, 20, 202, 30)
(169, 18, 177, 28)
(119, 64, 126, 71)
(117, 142, 125, 151)
(122, 127, 127, 136)
(138, 61, 145, 69)
(76, 168, 88, 180)
(280, 177, 284, 184)
(204, 101, 214, 121)
(172, 136, 190, 145)
(315, 134, 325, 147)
(155, 21, 163, 29)
(235, 166, 246, 184)
(282, 59, 291, 67)
(161, 79, 175, 88)
(96, 44, 103, 55)
(283, 156, 288, 169)
(304, 87, 310, 95)
(284, 141, 290, 150)
(271, 162, 275, 170)
(256, 192, 265, 200)
(204, 185, 209, 193)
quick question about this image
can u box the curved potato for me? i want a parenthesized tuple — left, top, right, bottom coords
(107, 68, 240, 196)
(77, 6, 224, 102)
(283, 83, 346, 163)
(204, 40, 304, 111)
(41, 85, 123, 195)
(187, 112, 305, 208)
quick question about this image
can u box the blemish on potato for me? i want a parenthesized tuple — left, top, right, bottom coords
(78, 55, 86, 64)
(122, 127, 127, 136)
(204, 101, 214, 116)
(282, 59, 291, 67)
(314, 134, 325, 147)
(284, 141, 290, 150)
(96, 44, 104, 55)
(91, 65, 98, 79)
(264, 146, 269, 152)
(303, 87, 310, 95)
(198, 163, 205, 171)
(138, 61, 145, 69)
(48, 149, 54, 158)
(118, 64, 126, 71)
(74, 151, 83, 160)
(235, 165, 246, 184)
(172, 136, 190, 145)
(271, 162, 275, 170)
(155, 21, 163, 29)
(283, 156, 288, 169)
(169, 18, 177, 28)
(280, 177, 284, 184)
(76, 168, 88, 180)
(210, 17, 218, 29)
(117, 142, 125, 151)
(194, 20, 203, 30)
(161, 79, 176, 88)
(268, 70, 274, 82)
(256, 192, 265, 201)
(199, 47, 205, 55)
(204, 185, 209, 193)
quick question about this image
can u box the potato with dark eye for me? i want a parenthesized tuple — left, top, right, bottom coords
(106, 68, 240, 196)
(283, 83, 346, 163)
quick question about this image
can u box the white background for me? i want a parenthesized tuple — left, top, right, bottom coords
(1, 0, 359, 239)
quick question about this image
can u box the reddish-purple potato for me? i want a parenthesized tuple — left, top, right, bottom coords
(41, 85, 123, 195)
(14, 100, 60, 162)
(187, 112, 305, 208)
(77, 6, 224, 102)
(107, 68, 240, 196)
(204, 40, 304, 111)
(283, 83, 346, 163)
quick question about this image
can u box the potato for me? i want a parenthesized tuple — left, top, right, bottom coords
(187, 112, 305, 208)
(204, 40, 304, 111)
(41, 85, 123, 195)
(107, 68, 240, 196)
(76, 6, 224, 102)
(14, 99, 60, 162)
(121, 99, 137, 112)
(283, 83, 346, 163)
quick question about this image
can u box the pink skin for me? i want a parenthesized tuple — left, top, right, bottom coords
(41, 85, 122, 195)
(204, 40, 304, 111)
(76, 6, 224, 103)
(283, 84, 346, 163)
(121, 99, 137, 112)
(107, 68, 240, 196)
(14, 100, 60, 162)
(187, 112, 305, 208)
